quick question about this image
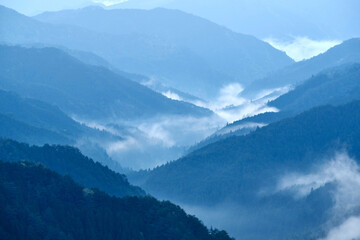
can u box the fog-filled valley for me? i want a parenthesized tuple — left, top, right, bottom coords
(0, 1, 359, 239)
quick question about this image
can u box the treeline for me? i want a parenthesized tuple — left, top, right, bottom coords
(0, 139, 145, 197)
(0, 161, 233, 240)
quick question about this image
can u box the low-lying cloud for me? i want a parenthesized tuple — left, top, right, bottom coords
(277, 153, 360, 210)
(265, 37, 342, 61)
(277, 152, 360, 240)
(187, 83, 285, 123)
(321, 216, 360, 240)
(75, 82, 287, 170)
(74, 114, 225, 170)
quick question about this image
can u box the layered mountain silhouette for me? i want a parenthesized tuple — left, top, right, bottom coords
(135, 100, 360, 239)
(1, 5, 293, 99)
(245, 38, 360, 95)
(110, 0, 360, 40)
(0, 45, 210, 120)
(140, 100, 360, 201)
(189, 62, 360, 152)
(216, 62, 360, 139)
(0, 89, 84, 143)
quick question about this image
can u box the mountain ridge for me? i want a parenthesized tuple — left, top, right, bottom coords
(0, 44, 211, 120)
(33, 5, 293, 98)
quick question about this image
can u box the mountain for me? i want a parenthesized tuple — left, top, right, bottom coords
(111, 0, 360, 40)
(0, 45, 210, 120)
(1, 5, 221, 98)
(270, 63, 360, 111)
(0, 89, 132, 172)
(214, 62, 360, 140)
(0, 139, 144, 197)
(134, 100, 360, 239)
(0, 89, 84, 141)
(0, 161, 233, 240)
(32, 6, 293, 98)
(189, 63, 360, 152)
(141, 100, 360, 202)
(0, 113, 70, 145)
(245, 38, 360, 95)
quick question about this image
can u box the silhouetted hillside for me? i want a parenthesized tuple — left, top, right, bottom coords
(1, 5, 293, 99)
(0, 45, 211, 120)
(136, 101, 360, 239)
(0, 161, 233, 240)
(211, 63, 360, 142)
(0, 114, 69, 145)
(0, 89, 84, 141)
(246, 38, 360, 95)
(271, 63, 360, 111)
(0, 139, 144, 197)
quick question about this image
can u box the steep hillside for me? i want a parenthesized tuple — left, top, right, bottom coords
(0, 139, 144, 197)
(245, 38, 360, 95)
(136, 101, 360, 239)
(2, 5, 292, 98)
(270, 63, 360, 112)
(0, 113, 70, 145)
(142, 101, 360, 202)
(0, 45, 210, 120)
(0, 161, 233, 240)
(204, 62, 360, 145)
(0, 89, 84, 139)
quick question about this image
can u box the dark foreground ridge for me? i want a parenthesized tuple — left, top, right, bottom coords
(0, 161, 233, 240)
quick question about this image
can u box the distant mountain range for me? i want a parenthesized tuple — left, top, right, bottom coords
(0, 5, 293, 99)
(188, 42, 360, 150)
(245, 38, 360, 95)
(0, 45, 210, 120)
(111, 0, 360, 40)
(135, 100, 360, 239)
(0, 160, 233, 240)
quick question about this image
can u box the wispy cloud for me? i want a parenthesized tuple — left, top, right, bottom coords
(73, 114, 225, 170)
(161, 90, 182, 101)
(265, 37, 342, 61)
(321, 216, 360, 240)
(277, 153, 360, 209)
(276, 152, 360, 240)
(187, 83, 284, 123)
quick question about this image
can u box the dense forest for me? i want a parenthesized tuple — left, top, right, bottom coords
(0, 161, 233, 240)
(0, 139, 144, 197)
(208, 62, 360, 143)
(142, 100, 360, 204)
(135, 101, 360, 239)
